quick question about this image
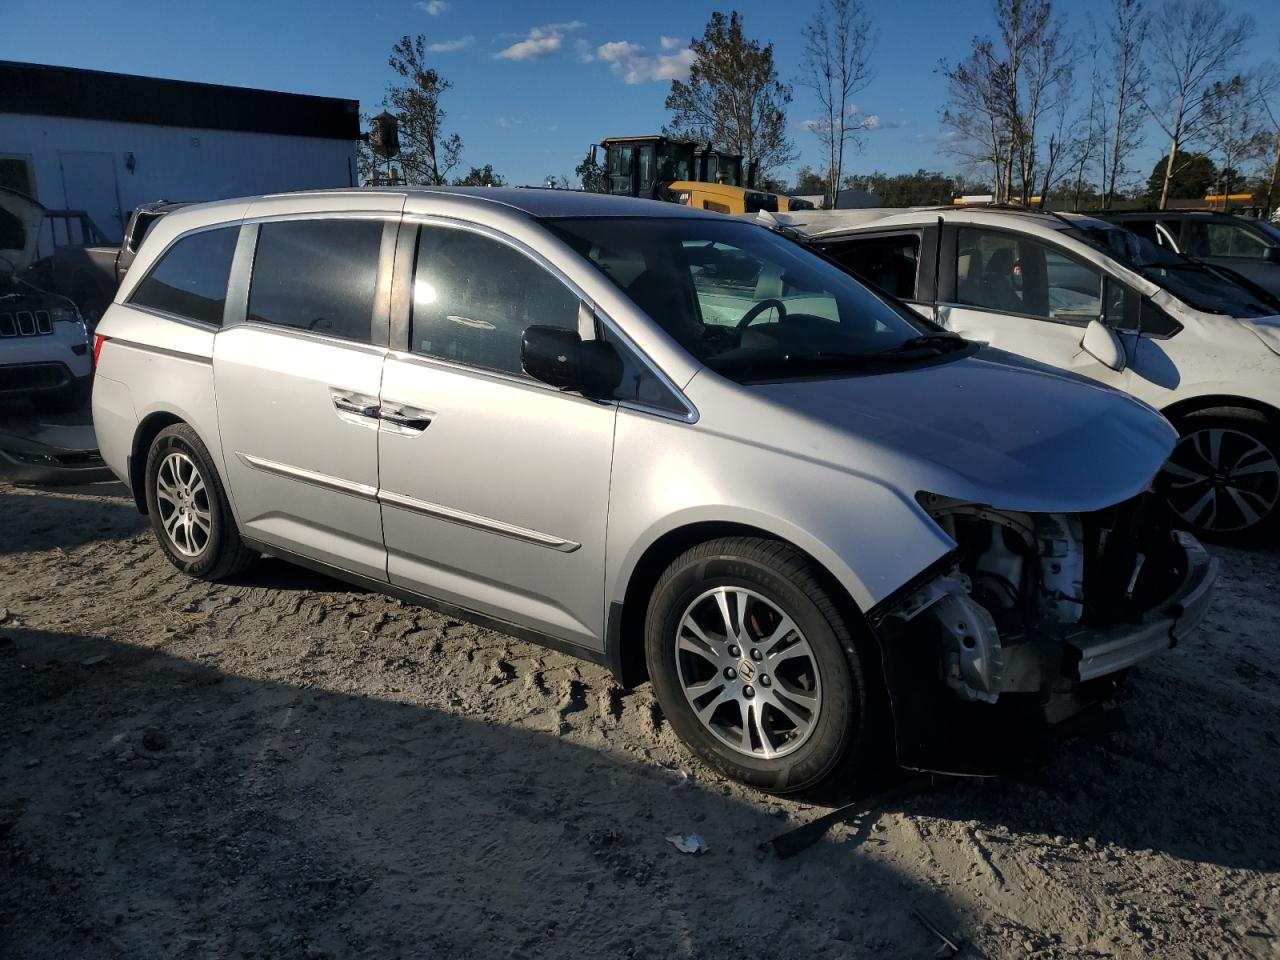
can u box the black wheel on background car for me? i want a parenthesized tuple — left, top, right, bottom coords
(644, 536, 878, 795)
(144, 423, 257, 580)
(1160, 412, 1280, 544)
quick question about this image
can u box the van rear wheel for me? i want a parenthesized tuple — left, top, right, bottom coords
(144, 424, 256, 580)
(644, 536, 877, 795)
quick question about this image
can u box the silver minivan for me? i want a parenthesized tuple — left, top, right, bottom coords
(91, 188, 1215, 793)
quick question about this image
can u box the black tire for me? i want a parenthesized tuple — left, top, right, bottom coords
(644, 536, 880, 795)
(1160, 411, 1280, 545)
(144, 423, 256, 580)
(33, 377, 90, 415)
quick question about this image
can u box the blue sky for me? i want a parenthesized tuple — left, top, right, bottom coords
(5, 0, 1279, 187)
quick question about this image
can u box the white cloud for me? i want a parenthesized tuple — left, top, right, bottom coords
(426, 35, 473, 52)
(416, 0, 448, 14)
(660, 35, 683, 50)
(495, 21, 586, 61)
(597, 38, 695, 84)
(574, 37, 596, 62)
(597, 40, 643, 62)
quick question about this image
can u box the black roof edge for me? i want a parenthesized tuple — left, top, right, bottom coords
(0, 61, 360, 142)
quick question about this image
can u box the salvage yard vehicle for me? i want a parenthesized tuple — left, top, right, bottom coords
(91, 188, 1216, 793)
(1092, 210, 1280, 299)
(780, 206, 1280, 543)
(1, 188, 93, 413)
(25, 200, 189, 331)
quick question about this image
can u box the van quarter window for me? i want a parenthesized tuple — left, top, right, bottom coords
(129, 227, 239, 326)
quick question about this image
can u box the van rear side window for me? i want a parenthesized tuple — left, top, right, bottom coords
(129, 227, 239, 326)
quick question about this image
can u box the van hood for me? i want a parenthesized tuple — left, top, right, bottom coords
(0, 187, 44, 275)
(749, 349, 1177, 514)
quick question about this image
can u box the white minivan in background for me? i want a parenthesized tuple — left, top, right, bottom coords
(780, 207, 1280, 543)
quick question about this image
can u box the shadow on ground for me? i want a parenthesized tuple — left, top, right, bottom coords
(0, 628, 958, 960)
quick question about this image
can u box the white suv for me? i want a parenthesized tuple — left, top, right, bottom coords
(786, 207, 1280, 543)
(1, 188, 93, 412)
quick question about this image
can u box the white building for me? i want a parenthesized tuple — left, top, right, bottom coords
(0, 61, 359, 244)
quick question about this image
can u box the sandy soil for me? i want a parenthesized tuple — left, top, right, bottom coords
(1, 481, 1277, 959)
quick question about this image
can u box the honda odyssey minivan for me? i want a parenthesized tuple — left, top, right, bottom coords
(91, 188, 1215, 793)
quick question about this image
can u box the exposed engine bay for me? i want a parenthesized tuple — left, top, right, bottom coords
(889, 492, 1201, 705)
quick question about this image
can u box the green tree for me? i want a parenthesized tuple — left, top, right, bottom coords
(452, 165, 505, 187)
(792, 167, 829, 195)
(664, 12, 794, 183)
(843, 169, 960, 207)
(575, 148, 608, 193)
(385, 35, 464, 186)
(1144, 152, 1216, 204)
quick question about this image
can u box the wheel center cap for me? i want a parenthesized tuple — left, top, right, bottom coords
(738, 658, 757, 683)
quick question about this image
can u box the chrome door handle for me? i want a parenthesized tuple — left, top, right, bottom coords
(333, 395, 380, 419)
(380, 409, 433, 431)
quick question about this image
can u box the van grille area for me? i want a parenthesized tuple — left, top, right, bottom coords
(0, 311, 54, 338)
(0, 362, 71, 392)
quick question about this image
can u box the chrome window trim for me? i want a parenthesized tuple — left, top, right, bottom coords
(232, 321, 390, 357)
(236, 452, 377, 499)
(378, 489, 581, 553)
(384, 347, 611, 407)
(400, 213, 699, 424)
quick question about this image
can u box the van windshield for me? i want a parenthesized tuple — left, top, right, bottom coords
(1071, 223, 1279, 318)
(544, 216, 968, 381)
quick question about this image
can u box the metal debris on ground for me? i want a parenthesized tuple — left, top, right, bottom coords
(911, 907, 963, 958)
(665, 833, 708, 855)
(759, 774, 931, 860)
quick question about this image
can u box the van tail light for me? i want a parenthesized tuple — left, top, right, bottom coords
(92, 334, 107, 368)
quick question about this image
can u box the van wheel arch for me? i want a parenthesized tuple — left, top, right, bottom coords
(1161, 395, 1280, 430)
(609, 522, 877, 691)
(129, 413, 186, 514)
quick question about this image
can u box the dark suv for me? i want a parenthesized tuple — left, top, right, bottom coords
(1095, 211, 1280, 298)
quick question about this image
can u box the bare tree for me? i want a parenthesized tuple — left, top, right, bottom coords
(1140, 0, 1253, 209)
(800, 0, 877, 209)
(1102, 0, 1150, 207)
(940, 43, 1015, 200)
(385, 35, 464, 186)
(940, 0, 1075, 204)
(1256, 65, 1280, 216)
(1201, 73, 1270, 207)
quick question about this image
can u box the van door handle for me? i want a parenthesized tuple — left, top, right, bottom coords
(332, 394, 380, 419)
(379, 403, 433, 432)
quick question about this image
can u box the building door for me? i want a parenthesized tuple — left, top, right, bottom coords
(58, 151, 123, 242)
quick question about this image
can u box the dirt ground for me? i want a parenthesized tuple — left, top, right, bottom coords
(1, 481, 1277, 959)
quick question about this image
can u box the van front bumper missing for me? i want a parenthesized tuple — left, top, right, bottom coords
(1065, 532, 1217, 682)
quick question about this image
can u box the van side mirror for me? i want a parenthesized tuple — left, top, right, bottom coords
(522, 325, 623, 399)
(1263, 246, 1280, 264)
(1080, 318, 1126, 372)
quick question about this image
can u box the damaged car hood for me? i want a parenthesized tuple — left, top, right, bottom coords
(747, 348, 1177, 514)
(0, 187, 44, 274)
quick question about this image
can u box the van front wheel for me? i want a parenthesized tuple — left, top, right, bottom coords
(644, 537, 876, 795)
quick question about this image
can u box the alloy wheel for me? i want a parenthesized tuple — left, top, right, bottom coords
(1161, 427, 1280, 534)
(155, 451, 212, 557)
(675, 586, 822, 759)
